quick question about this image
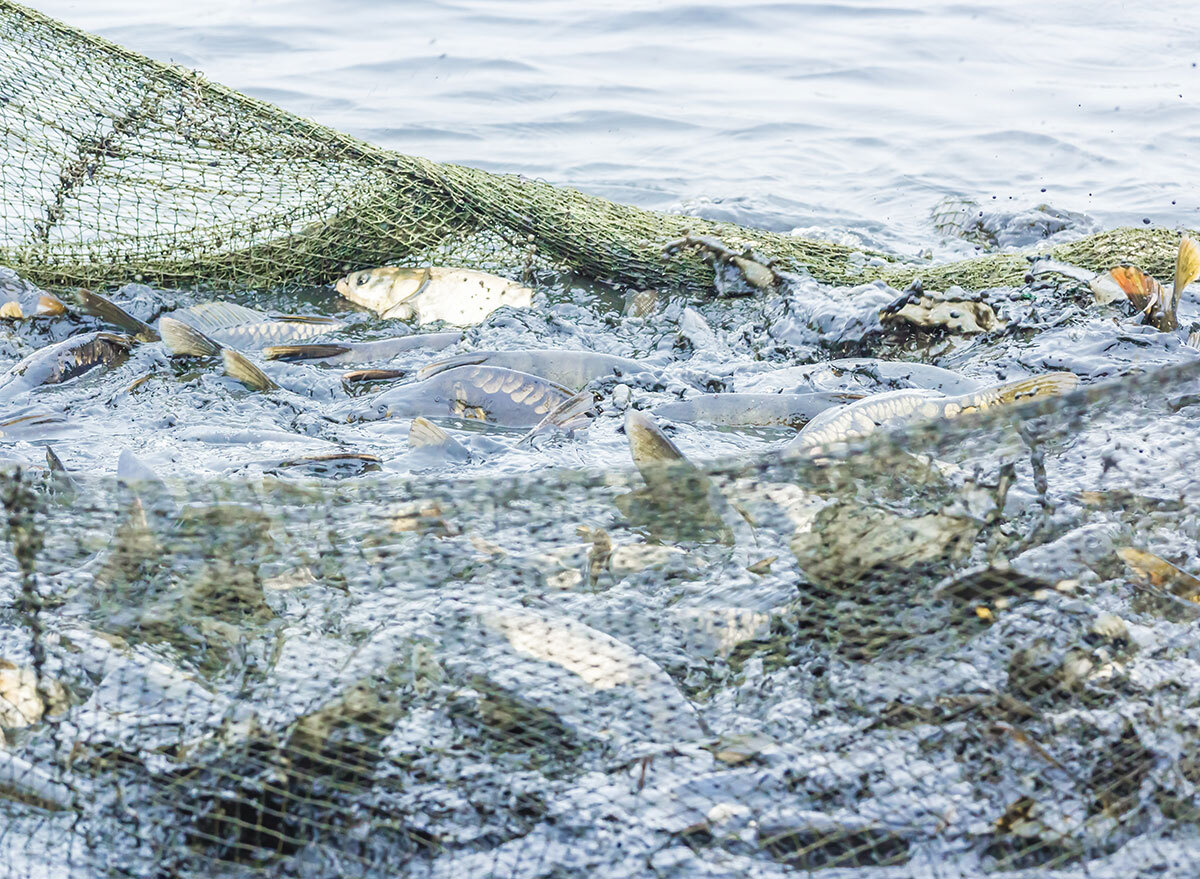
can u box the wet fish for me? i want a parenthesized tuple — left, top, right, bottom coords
(517, 391, 596, 445)
(785, 372, 1080, 453)
(1033, 235, 1200, 332)
(335, 266, 533, 326)
(652, 391, 859, 429)
(77, 289, 159, 342)
(350, 365, 575, 427)
(264, 332, 461, 364)
(0, 331, 131, 402)
(409, 416, 471, 464)
(738, 358, 983, 396)
(0, 267, 65, 320)
(621, 409, 737, 544)
(419, 349, 645, 391)
(221, 349, 278, 392)
(1117, 547, 1200, 602)
(162, 301, 343, 349)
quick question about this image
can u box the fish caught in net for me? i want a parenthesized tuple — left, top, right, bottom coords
(2, 2, 1200, 878)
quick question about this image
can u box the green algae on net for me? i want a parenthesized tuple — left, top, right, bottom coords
(0, 0, 1196, 295)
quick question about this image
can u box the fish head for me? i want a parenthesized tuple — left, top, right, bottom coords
(336, 266, 428, 317)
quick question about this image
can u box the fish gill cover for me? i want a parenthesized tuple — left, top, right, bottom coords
(2, 2, 1200, 878)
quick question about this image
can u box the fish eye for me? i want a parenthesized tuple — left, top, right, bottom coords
(357, 274, 369, 285)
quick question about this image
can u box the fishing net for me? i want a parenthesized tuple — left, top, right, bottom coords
(3, 361, 1200, 878)
(4, 2, 1200, 878)
(0, 1, 1194, 296)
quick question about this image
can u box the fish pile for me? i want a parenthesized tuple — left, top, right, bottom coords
(3, 236, 1200, 878)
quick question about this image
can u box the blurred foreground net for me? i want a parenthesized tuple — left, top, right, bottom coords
(0, 0, 1196, 296)
(2, 360, 1200, 877)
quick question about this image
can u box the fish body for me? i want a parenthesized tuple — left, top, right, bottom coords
(0, 267, 65, 320)
(162, 301, 342, 349)
(786, 372, 1079, 453)
(418, 349, 645, 390)
(0, 332, 131, 402)
(335, 267, 533, 326)
(738, 358, 982, 396)
(264, 333, 461, 364)
(652, 391, 858, 429)
(352, 365, 574, 427)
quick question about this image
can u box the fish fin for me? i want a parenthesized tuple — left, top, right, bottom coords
(1108, 266, 1164, 314)
(45, 445, 66, 473)
(222, 349, 278, 392)
(380, 301, 416, 321)
(987, 372, 1080, 405)
(342, 368, 406, 384)
(1186, 328, 1200, 351)
(417, 352, 489, 380)
(409, 416, 450, 449)
(159, 316, 222, 357)
(169, 301, 265, 335)
(263, 343, 352, 361)
(517, 391, 596, 446)
(0, 301, 22, 319)
(36, 293, 66, 316)
(1173, 236, 1200, 310)
(265, 313, 344, 327)
(409, 416, 471, 461)
(78, 289, 160, 341)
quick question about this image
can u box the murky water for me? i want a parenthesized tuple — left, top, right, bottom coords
(32, 0, 1200, 255)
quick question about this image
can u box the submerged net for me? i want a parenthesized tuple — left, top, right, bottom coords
(3, 363, 1200, 878)
(3, 2, 1200, 878)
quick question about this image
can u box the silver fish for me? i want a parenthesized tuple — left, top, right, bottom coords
(418, 349, 646, 391)
(652, 391, 858, 429)
(0, 332, 131, 402)
(335, 266, 533, 326)
(739, 358, 982, 396)
(161, 301, 343, 349)
(350, 365, 576, 428)
(785, 372, 1080, 453)
(264, 333, 461, 364)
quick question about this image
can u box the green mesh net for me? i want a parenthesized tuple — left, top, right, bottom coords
(0, 0, 1194, 295)
(3, 2, 1200, 878)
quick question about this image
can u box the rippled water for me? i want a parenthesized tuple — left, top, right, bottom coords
(33, 0, 1200, 255)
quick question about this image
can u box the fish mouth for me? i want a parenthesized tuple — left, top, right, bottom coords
(334, 277, 350, 296)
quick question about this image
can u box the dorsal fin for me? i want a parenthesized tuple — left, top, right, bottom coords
(159, 316, 222, 356)
(221, 349, 278, 391)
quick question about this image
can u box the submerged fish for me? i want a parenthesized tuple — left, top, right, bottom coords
(652, 391, 859, 429)
(1117, 547, 1200, 603)
(264, 333, 461, 364)
(409, 416, 472, 464)
(350, 365, 576, 427)
(0, 332, 131, 402)
(785, 372, 1079, 453)
(621, 409, 736, 544)
(335, 266, 533, 326)
(162, 301, 343, 349)
(738, 358, 982, 396)
(418, 349, 646, 391)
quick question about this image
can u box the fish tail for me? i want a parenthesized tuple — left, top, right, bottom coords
(159, 317, 222, 357)
(517, 391, 596, 446)
(45, 445, 67, 472)
(263, 343, 351, 361)
(222, 349, 279, 392)
(417, 352, 487, 380)
(1174, 236, 1200, 312)
(983, 372, 1080, 406)
(79, 289, 160, 341)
